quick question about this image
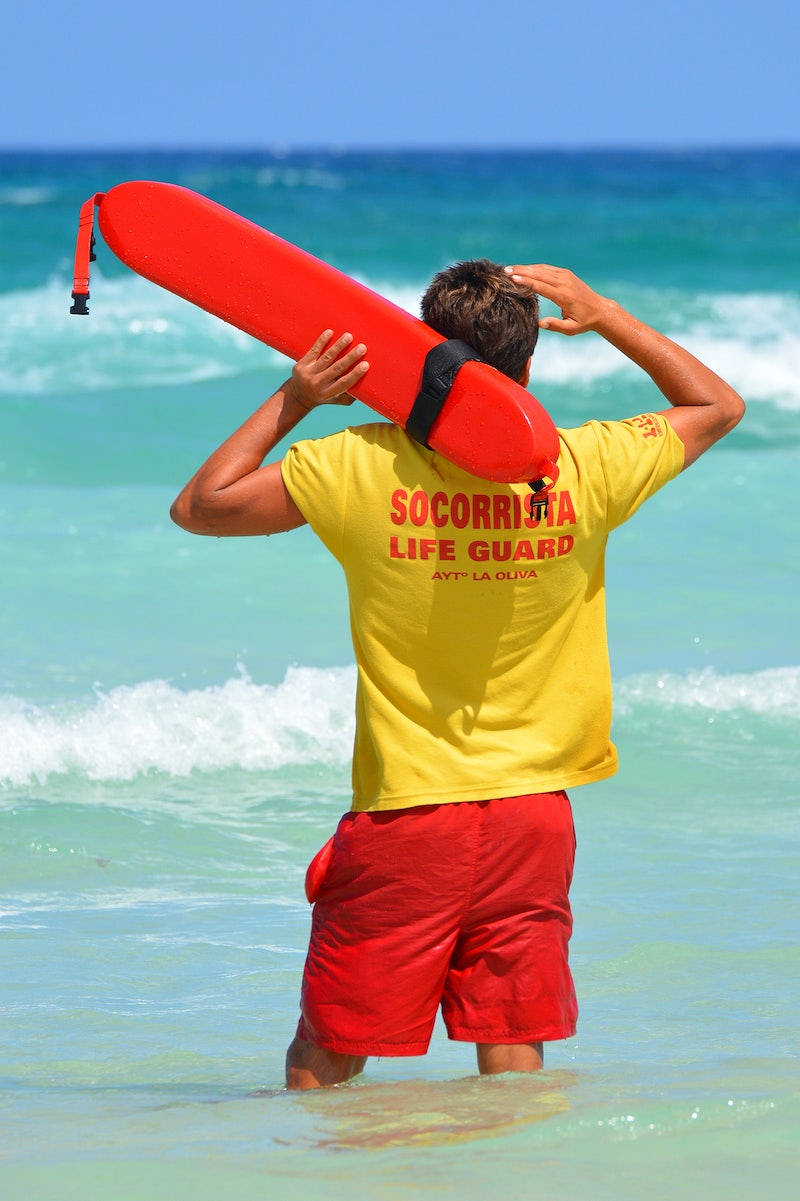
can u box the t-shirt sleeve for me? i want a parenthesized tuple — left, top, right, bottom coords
(280, 430, 351, 562)
(591, 413, 685, 530)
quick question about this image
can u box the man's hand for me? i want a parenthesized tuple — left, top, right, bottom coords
(285, 330, 369, 410)
(505, 264, 616, 336)
(170, 330, 369, 537)
(505, 263, 744, 468)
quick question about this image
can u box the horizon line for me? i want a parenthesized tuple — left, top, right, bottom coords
(1, 140, 799, 156)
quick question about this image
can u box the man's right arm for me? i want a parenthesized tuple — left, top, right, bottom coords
(506, 264, 745, 468)
(170, 330, 368, 537)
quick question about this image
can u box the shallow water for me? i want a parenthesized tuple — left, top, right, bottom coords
(1, 148, 798, 1198)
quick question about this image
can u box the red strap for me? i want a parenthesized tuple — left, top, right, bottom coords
(70, 193, 104, 312)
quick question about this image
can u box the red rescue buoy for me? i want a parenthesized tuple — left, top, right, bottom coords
(70, 181, 559, 494)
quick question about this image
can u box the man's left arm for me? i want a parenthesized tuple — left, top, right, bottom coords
(170, 331, 368, 536)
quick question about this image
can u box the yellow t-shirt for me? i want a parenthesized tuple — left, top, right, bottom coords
(281, 414, 684, 811)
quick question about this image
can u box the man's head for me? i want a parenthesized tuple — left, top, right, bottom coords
(420, 259, 539, 384)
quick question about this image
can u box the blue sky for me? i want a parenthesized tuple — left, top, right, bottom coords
(4, 0, 797, 149)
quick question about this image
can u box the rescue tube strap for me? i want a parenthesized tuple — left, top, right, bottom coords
(406, 339, 485, 448)
(70, 193, 105, 314)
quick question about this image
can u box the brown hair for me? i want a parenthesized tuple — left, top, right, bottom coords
(420, 259, 539, 382)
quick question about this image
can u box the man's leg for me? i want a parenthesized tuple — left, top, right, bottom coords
(475, 1042, 543, 1074)
(285, 1035, 367, 1091)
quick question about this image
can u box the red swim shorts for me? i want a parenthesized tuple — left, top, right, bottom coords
(296, 791, 578, 1057)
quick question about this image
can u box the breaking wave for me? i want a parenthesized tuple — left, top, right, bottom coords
(2, 274, 799, 412)
(2, 664, 797, 788)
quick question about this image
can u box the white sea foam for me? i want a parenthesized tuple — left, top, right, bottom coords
(1, 664, 797, 788)
(0, 186, 55, 207)
(0, 272, 290, 396)
(256, 166, 344, 190)
(0, 665, 356, 788)
(669, 292, 800, 413)
(615, 665, 800, 719)
(3, 272, 800, 409)
(529, 290, 800, 406)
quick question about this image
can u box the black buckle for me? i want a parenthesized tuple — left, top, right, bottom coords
(527, 477, 549, 520)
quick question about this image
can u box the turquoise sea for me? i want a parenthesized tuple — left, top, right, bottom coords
(1, 149, 798, 1199)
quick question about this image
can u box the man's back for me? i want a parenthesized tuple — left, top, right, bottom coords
(281, 415, 684, 811)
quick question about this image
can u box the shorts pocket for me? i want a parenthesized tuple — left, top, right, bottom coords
(304, 835, 335, 904)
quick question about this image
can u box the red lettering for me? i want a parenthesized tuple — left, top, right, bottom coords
(390, 489, 408, 525)
(513, 540, 535, 561)
(451, 494, 470, 529)
(431, 491, 449, 528)
(469, 540, 490, 562)
(409, 490, 429, 527)
(390, 536, 461, 562)
(538, 538, 556, 559)
(492, 495, 512, 529)
(492, 540, 512, 561)
(557, 534, 574, 555)
(473, 494, 491, 528)
(557, 490, 576, 526)
(631, 413, 662, 439)
(391, 488, 570, 536)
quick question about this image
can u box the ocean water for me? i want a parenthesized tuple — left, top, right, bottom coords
(1, 149, 798, 1200)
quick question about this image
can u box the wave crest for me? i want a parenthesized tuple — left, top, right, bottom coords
(616, 665, 800, 719)
(0, 273, 290, 396)
(2, 275, 800, 410)
(2, 664, 797, 788)
(0, 186, 55, 207)
(0, 666, 356, 788)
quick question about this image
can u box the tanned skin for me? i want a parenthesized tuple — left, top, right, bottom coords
(507, 264, 745, 468)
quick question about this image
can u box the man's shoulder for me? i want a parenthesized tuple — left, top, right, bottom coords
(557, 421, 598, 445)
(556, 414, 684, 530)
(344, 420, 404, 447)
(557, 414, 677, 459)
(295, 420, 400, 454)
(285, 420, 400, 470)
(556, 420, 604, 467)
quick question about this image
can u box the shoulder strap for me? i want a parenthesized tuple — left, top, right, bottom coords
(405, 339, 485, 448)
